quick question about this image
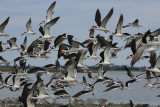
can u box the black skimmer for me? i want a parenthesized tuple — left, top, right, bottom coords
(38, 17, 60, 40)
(72, 90, 94, 98)
(93, 64, 112, 85)
(58, 43, 71, 59)
(130, 38, 152, 66)
(21, 36, 27, 52)
(0, 41, 4, 52)
(98, 42, 114, 65)
(57, 60, 79, 86)
(31, 80, 55, 101)
(60, 35, 87, 53)
(54, 89, 70, 99)
(4, 37, 20, 51)
(0, 56, 10, 65)
(77, 50, 88, 69)
(27, 67, 49, 74)
(91, 8, 113, 33)
(0, 17, 10, 37)
(103, 79, 136, 92)
(21, 18, 36, 36)
(22, 39, 42, 57)
(96, 34, 110, 48)
(85, 41, 100, 59)
(111, 14, 130, 38)
(151, 28, 160, 37)
(38, 40, 51, 53)
(110, 43, 123, 59)
(53, 33, 68, 51)
(51, 60, 65, 79)
(122, 19, 142, 28)
(145, 54, 160, 73)
(144, 70, 155, 89)
(39, 1, 56, 25)
(140, 30, 159, 48)
(0, 72, 13, 91)
(20, 75, 41, 107)
(124, 66, 144, 81)
(81, 76, 94, 91)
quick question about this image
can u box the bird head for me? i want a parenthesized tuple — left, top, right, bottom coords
(87, 38, 91, 41)
(140, 44, 143, 47)
(144, 68, 148, 71)
(4, 48, 7, 51)
(61, 50, 65, 54)
(39, 21, 45, 25)
(126, 23, 131, 26)
(21, 32, 26, 36)
(30, 97, 34, 100)
(7, 85, 11, 88)
(90, 26, 96, 30)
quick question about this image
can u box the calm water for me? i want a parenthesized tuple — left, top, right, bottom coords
(0, 71, 160, 105)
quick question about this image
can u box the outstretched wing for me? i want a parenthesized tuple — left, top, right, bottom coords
(95, 9, 101, 27)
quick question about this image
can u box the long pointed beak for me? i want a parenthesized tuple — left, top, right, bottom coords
(39, 22, 43, 25)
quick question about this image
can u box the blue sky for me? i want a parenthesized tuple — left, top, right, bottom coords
(0, 0, 160, 67)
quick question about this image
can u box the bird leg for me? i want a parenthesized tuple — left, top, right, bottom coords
(157, 44, 159, 48)
(72, 82, 75, 87)
(107, 64, 110, 67)
(143, 84, 147, 87)
(74, 80, 78, 84)
(49, 39, 52, 41)
(104, 31, 108, 33)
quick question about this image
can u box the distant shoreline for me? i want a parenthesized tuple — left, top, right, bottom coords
(0, 65, 145, 72)
(0, 102, 153, 107)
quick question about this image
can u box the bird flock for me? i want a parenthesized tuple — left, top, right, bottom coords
(0, 1, 160, 107)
